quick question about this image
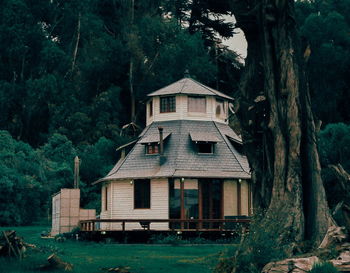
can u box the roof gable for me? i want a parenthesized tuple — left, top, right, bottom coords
(147, 77, 233, 100)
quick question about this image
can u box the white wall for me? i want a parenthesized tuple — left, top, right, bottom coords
(101, 178, 169, 230)
(146, 95, 228, 125)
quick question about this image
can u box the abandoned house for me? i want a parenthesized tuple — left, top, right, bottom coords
(84, 76, 252, 232)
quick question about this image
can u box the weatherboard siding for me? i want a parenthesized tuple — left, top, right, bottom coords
(103, 179, 169, 230)
(223, 180, 238, 217)
(223, 179, 251, 217)
(146, 95, 228, 125)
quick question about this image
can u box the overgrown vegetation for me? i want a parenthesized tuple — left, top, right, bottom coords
(309, 262, 339, 273)
(214, 211, 291, 273)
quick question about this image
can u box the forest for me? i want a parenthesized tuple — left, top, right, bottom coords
(0, 0, 349, 228)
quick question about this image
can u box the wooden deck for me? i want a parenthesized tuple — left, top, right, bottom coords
(80, 218, 250, 232)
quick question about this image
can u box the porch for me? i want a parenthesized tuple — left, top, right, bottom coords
(80, 218, 250, 232)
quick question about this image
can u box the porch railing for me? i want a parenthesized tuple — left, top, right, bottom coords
(79, 218, 250, 232)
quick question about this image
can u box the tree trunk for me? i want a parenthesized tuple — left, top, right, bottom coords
(232, 0, 333, 246)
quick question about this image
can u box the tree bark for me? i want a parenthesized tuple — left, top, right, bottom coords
(232, 0, 333, 246)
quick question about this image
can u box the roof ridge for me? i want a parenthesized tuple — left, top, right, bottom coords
(147, 78, 185, 96)
(213, 121, 247, 174)
(189, 78, 233, 100)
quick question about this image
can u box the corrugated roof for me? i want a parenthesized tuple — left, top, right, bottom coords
(147, 77, 233, 100)
(189, 131, 221, 143)
(96, 120, 250, 183)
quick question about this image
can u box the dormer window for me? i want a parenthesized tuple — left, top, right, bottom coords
(160, 96, 176, 113)
(146, 143, 159, 155)
(188, 96, 206, 113)
(189, 131, 220, 154)
(197, 143, 214, 154)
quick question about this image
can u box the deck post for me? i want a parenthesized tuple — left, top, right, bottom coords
(198, 180, 203, 229)
(237, 180, 241, 216)
(180, 179, 185, 230)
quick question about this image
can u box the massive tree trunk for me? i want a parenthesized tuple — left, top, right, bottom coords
(232, 0, 333, 245)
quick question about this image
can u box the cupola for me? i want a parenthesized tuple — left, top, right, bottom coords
(146, 77, 233, 126)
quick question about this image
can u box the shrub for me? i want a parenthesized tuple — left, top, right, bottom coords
(215, 209, 291, 273)
(309, 262, 339, 273)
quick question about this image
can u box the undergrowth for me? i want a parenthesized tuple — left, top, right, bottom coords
(214, 209, 295, 273)
(309, 262, 339, 273)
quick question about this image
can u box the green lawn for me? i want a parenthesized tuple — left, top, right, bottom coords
(0, 226, 234, 273)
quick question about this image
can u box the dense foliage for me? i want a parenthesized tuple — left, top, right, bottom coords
(0, 0, 349, 225)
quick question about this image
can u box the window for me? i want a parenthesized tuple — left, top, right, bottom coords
(146, 143, 159, 154)
(188, 96, 206, 113)
(134, 179, 150, 209)
(216, 99, 225, 118)
(197, 143, 214, 154)
(149, 100, 153, 117)
(104, 186, 108, 211)
(160, 96, 176, 113)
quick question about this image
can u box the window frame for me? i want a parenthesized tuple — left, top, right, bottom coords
(160, 96, 176, 113)
(145, 143, 159, 155)
(134, 179, 151, 209)
(188, 96, 206, 113)
(197, 142, 214, 154)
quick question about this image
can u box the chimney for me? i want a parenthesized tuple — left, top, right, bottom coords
(158, 127, 166, 165)
(74, 156, 80, 189)
(158, 127, 164, 155)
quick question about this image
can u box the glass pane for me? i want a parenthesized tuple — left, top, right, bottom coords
(188, 96, 206, 113)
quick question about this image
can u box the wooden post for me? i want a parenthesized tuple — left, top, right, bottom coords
(180, 179, 185, 230)
(237, 180, 241, 216)
(220, 180, 224, 229)
(248, 180, 252, 216)
(209, 182, 213, 229)
(198, 180, 203, 229)
(122, 221, 125, 232)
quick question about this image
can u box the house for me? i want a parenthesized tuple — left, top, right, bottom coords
(90, 76, 252, 232)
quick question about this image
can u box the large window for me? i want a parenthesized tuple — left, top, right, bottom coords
(188, 96, 206, 113)
(134, 179, 151, 209)
(160, 96, 176, 113)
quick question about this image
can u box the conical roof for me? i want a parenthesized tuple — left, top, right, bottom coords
(147, 77, 233, 100)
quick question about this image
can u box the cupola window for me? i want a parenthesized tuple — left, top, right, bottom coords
(160, 96, 176, 113)
(188, 96, 206, 113)
(216, 99, 225, 119)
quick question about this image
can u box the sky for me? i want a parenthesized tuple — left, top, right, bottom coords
(222, 15, 248, 60)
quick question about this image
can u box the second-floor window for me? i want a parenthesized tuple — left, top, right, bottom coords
(188, 96, 206, 113)
(160, 96, 176, 113)
(146, 143, 159, 154)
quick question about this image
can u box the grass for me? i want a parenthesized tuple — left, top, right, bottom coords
(0, 226, 233, 273)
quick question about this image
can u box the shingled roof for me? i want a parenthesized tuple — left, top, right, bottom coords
(147, 77, 234, 100)
(97, 120, 250, 183)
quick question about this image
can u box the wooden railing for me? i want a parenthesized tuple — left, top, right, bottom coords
(79, 218, 250, 232)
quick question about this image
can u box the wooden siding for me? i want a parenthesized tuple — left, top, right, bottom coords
(146, 95, 228, 125)
(102, 179, 169, 230)
(223, 180, 251, 217)
(223, 180, 238, 216)
(241, 180, 249, 216)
